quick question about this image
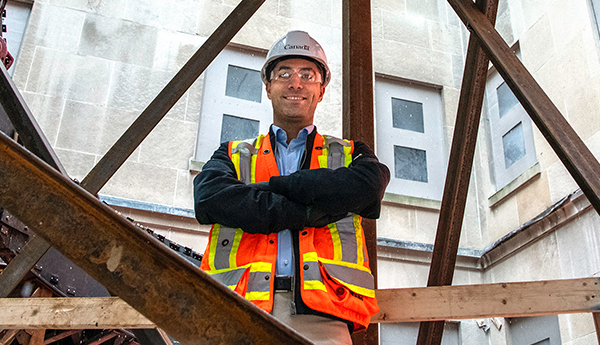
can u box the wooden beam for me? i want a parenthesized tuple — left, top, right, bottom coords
(0, 131, 311, 345)
(342, 1, 378, 344)
(2, 278, 598, 329)
(79, 0, 266, 195)
(417, 0, 498, 344)
(374, 278, 600, 323)
(447, 0, 600, 217)
(0, 297, 153, 330)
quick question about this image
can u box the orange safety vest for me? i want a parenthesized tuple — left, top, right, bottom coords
(200, 132, 379, 330)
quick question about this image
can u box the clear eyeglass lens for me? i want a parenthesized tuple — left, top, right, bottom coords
(273, 70, 320, 83)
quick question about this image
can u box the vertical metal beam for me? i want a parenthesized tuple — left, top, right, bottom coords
(448, 0, 600, 216)
(593, 313, 600, 342)
(416, 0, 498, 343)
(342, 1, 378, 344)
(0, 131, 311, 345)
(79, 0, 266, 195)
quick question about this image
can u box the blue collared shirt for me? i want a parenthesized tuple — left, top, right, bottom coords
(272, 124, 314, 277)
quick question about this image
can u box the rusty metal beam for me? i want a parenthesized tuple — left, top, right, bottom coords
(417, 0, 498, 344)
(80, 0, 266, 195)
(0, 63, 69, 297)
(342, 1, 378, 344)
(0, 131, 311, 345)
(448, 0, 600, 216)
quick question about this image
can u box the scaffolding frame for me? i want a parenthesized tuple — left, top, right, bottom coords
(1, 0, 600, 344)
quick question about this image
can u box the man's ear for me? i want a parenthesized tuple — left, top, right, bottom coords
(266, 82, 272, 100)
(318, 85, 325, 102)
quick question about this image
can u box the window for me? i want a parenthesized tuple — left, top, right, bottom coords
(2, 1, 32, 75)
(375, 76, 446, 200)
(508, 316, 561, 345)
(380, 322, 459, 345)
(485, 58, 537, 190)
(194, 47, 271, 163)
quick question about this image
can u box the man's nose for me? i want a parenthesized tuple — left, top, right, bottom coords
(287, 74, 303, 88)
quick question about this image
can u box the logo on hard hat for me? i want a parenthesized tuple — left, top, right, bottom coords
(284, 44, 310, 51)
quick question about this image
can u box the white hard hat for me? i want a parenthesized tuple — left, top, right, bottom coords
(261, 30, 331, 86)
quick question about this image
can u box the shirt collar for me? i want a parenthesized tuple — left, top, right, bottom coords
(272, 124, 315, 145)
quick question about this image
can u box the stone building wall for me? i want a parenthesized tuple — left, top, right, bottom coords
(8, 0, 600, 343)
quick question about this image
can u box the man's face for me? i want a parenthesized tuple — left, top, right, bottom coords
(266, 58, 326, 130)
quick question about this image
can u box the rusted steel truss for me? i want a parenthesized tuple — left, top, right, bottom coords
(0, 130, 311, 345)
(418, 0, 600, 343)
(1, 0, 600, 343)
(342, 1, 378, 344)
(417, 0, 498, 343)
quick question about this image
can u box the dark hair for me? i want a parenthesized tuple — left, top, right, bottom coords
(265, 56, 326, 83)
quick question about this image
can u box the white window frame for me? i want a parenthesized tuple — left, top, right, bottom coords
(2, 1, 32, 75)
(485, 62, 537, 190)
(375, 76, 446, 201)
(194, 46, 271, 163)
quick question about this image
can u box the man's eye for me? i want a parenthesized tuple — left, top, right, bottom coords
(279, 72, 291, 79)
(300, 73, 314, 80)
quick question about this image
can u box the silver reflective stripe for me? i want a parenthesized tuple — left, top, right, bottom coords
(322, 262, 375, 291)
(323, 135, 350, 170)
(247, 271, 271, 293)
(336, 216, 358, 264)
(209, 267, 247, 287)
(213, 227, 237, 270)
(303, 261, 323, 282)
(231, 141, 258, 184)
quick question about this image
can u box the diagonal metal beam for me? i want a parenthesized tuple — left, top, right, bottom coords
(0, 64, 66, 175)
(416, 0, 498, 343)
(342, 1, 378, 344)
(448, 0, 600, 216)
(0, 63, 68, 297)
(80, 0, 266, 195)
(0, 130, 311, 345)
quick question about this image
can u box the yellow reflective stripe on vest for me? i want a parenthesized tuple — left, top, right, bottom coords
(343, 143, 352, 167)
(303, 252, 327, 292)
(319, 259, 375, 298)
(230, 144, 242, 183)
(207, 261, 272, 301)
(229, 228, 243, 268)
(327, 222, 343, 262)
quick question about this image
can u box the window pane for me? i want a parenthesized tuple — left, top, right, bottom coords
(220, 114, 259, 143)
(502, 122, 526, 168)
(497, 82, 519, 118)
(225, 65, 262, 103)
(394, 146, 428, 182)
(392, 98, 424, 133)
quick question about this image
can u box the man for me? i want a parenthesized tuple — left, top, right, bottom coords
(194, 31, 390, 344)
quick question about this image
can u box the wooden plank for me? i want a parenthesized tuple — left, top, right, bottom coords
(417, 0, 498, 344)
(0, 130, 311, 345)
(374, 278, 600, 323)
(447, 0, 600, 217)
(0, 297, 152, 329)
(79, 0, 266, 195)
(342, 1, 378, 344)
(2, 278, 598, 329)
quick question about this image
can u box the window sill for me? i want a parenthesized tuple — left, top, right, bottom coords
(189, 159, 205, 173)
(382, 193, 441, 210)
(488, 162, 541, 208)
